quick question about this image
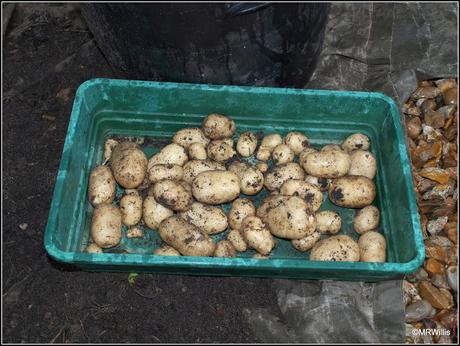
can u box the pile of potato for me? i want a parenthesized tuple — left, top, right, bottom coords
(86, 113, 387, 263)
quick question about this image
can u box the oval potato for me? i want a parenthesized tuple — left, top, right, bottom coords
(354, 205, 380, 234)
(299, 147, 318, 168)
(111, 143, 148, 188)
(207, 140, 236, 162)
(303, 150, 351, 178)
(88, 165, 116, 206)
(291, 230, 321, 251)
(280, 179, 323, 211)
(228, 198, 256, 230)
(358, 231, 386, 262)
(236, 132, 258, 157)
(182, 159, 226, 184)
(285, 132, 309, 155)
(264, 162, 305, 191)
(120, 189, 143, 226)
(188, 142, 207, 160)
(173, 128, 210, 148)
(321, 144, 343, 152)
(348, 150, 377, 180)
(315, 210, 342, 234)
(143, 196, 174, 229)
(91, 204, 122, 248)
(202, 114, 236, 140)
(148, 143, 188, 169)
(241, 216, 275, 255)
(179, 202, 228, 235)
(256, 162, 269, 173)
(227, 229, 248, 252)
(310, 235, 360, 262)
(329, 176, 376, 208)
(153, 179, 193, 211)
(256, 194, 289, 222)
(272, 144, 295, 164)
(148, 164, 184, 183)
(192, 170, 240, 205)
(342, 133, 370, 152)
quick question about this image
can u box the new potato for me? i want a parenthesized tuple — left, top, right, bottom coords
(202, 114, 236, 139)
(264, 162, 305, 191)
(214, 240, 236, 258)
(143, 195, 174, 229)
(192, 170, 240, 204)
(148, 143, 188, 168)
(91, 204, 122, 248)
(119, 189, 143, 226)
(272, 144, 295, 164)
(207, 140, 236, 162)
(329, 176, 376, 208)
(342, 133, 370, 152)
(148, 164, 184, 183)
(280, 179, 323, 211)
(228, 198, 256, 230)
(227, 229, 248, 252)
(358, 231, 386, 262)
(173, 128, 210, 148)
(310, 235, 360, 262)
(348, 150, 377, 180)
(88, 165, 116, 206)
(302, 150, 351, 178)
(154, 245, 181, 256)
(285, 132, 309, 155)
(354, 205, 380, 234)
(241, 216, 275, 255)
(182, 159, 225, 184)
(315, 210, 342, 234)
(180, 202, 228, 235)
(236, 132, 258, 157)
(111, 142, 148, 188)
(153, 179, 193, 211)
(291, 230, 321, 251)
(188, 142, 207, 160)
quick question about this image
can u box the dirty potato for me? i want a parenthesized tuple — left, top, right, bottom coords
(264, 162, 305, 191)
(192, 170, 240, 204)
(315, 210, 342, 234)
(188, 142, 207, 160)
(227, 229, 248, 252)
(214, 240, 236, 258)
(256, 194, 289, 222)
(182, 159, 226, 184)
(119, 189, 143, 226)
(329, 176, 376, 208)
(358, 231, 386, 262)
(302, 150, 351, 178)
(111, 142, 148, 189)
(142, 196, 174, 229)
(202, 113, 236, 140)
(152, 179, 193, 211)
(207, 139, 236, 162)
(173, 128, 210, 148)
(88, 165, 116, 206)
(304, 175, 331, 192)
(148, 143, 188, 168)
(348, 150, 377, 180)
(179, 202, 228, 235)
(354, 205, 380, 234)
(272, 144, 295, 164)
(154, 244, 181, 256)
(291, 230, 321, 251)
(241, 216, 275, 255)
(279, 179, 323, 211)
(256, 133, 283, 161)
(285, 132, 309, 155)
(238, 166, 264, 195)
(91, 204, 122, 248)
(236, 131, 258, 157)
(310, 235, 360, 262)
(342, 133, 370, 152)
(228, 198, 256, 230)
(148, 164, 184, 183)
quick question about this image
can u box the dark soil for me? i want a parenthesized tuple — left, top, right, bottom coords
(2, 4, 276, 343)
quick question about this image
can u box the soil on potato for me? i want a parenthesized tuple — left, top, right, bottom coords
(2, 4, 276, 343)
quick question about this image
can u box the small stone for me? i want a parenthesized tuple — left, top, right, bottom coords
(426, 236, 453, 248)
(407, 267, 429, 283)
(443, 88, 458, 105)
(437, 105, 456, 118)
(427, 216, 449, 235)
(446, 247, 457, 266)
(419, 167, 450, 184)
(431, 197, 457, 217)
(420, 98, 437, 113)
(422, 184, 450, 201)
(19, 223, 28, 230)
(416, 177, 437, 194)
(406, 117, 422, 139)
(418, 281, 451, 309)
(446, 266, 457, 291)
(419, 80, 434, 87)
(431, 273, 450, 289)
(446, 227, 457, 244)
(424, 110, 445, 128)
(412, 86, 441, 99)
(444, 125, 457, 141)
(425, 243, 448, 263)
(421, 124, 444, 142)
(404, 106, 421, 116)
(438, 288, 454, 308)
(405, 300, 436, 322)
(403, 280, 421, 305)
(435, 79, 457, 92)
(425, 258, 445, 275)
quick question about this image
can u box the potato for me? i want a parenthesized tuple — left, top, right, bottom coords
(158, 216, 215, 256)
(214, 240, 236, 257)
(202, 113, 236, 139)
(265, 196, 317, 239)
(228, 198, 256, 230)
(91, 204, 122, 248)
(188, 142, 207, 160)
(354, 205, 380, 234)
(279, 179, 323, 211)
(173, 128, 210, 148)
(304, 175, 331, 192)
(182, 159, 226, 184)
(88, 165, 116, 206)
(241, 216, 275, 255)
(153, 179, 193, 211)
(148, 143, 188, 168)
(310, 235, 360, 262)
(329, 176, 376, 208)
(321, 144, 343, 152)
(207, 140, 236, 162)
(86, 243, 103, 254)
(192, 170, 240, 204)
(227, 229, 248, 252)
(179, 202, 228, 235)
(119, 189, 143, 226)
(154, 245, 181, 256)
(256, 134, 283, 161)
(302, 150, 351, 178)
(291, 230, 321, 251)
(284, 132, 309, 155)
(315, 210, 341, 234)
(358, 231, 386, 262)
(148, 164, 184, 184)
(264, 162, 305, 191)
(272, 144, 294, 164)
(238, 166, 264, 195)
(348, 150, 377, 180)
(102, 138, 119, 164)
(111, 142, 148, 188)
(256, 194, 289, 222)
(342, 133, 370, 152)
(256, 147, 271, 161)
(236, 132, 258, 157)
(142, 196, 174, 229)
(256, 162, 269, 173)
(126, 226, 144, 238)
(299, 147, 318, 168)
(252, 253, 269, 259)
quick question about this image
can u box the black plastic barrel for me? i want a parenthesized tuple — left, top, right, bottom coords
(82, 3, 329, 87)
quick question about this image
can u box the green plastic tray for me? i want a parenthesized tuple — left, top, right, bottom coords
(44, 78, 424, 281)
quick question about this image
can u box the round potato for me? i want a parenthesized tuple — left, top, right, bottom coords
(207, 140, 236, 162)
(264, 162, 305, 191)
(321, 144, 343, 152)
(182, 159, 226, 184)
(153, 179, 193, 211)
(241, 216, 275, 255)
(143, 196, 174, 229)
(348, 150, 377, 179)
(359, 231, 386, 262)
(154, 245, 181, 256)
(354, 205, 380, 234)
(173, 128, 210, 148)
(111, 142, 148, 188)
(159, 216, 215, 257)
(148, 164, 184, 183)
(236, 132, 258, 157)
(120, 189, 143, 226)
(91, 204, 122, 248)
(188, 142, 207, 160)
(88, 165, 116, 206)
(329, 176, 376, 208)
(214, 240, 236, 258)
(256, 134, 283, 161)
(179, 202, 228, 235)
(299, 147, 318, 168)
(148, 143, 188, 169)
(256, 194, 289, 222)
(239, 166, 264, 195)
(202, 113, 236, 139)
(256, 147, 271, 161)
(192, 170, 240, 205)
(315, 210, 342, 234)
(342, 133, 370, 152)
(279, 179, 323, 211)
(291, 230, 321, 251)
(228, 198, 256, 230)
(285, 132, 309, 155)
(227, 229, 248, 252)
(304, 175, 331, 192)
(272, 144, 294, 164)
(310, 235, 360, 262)
(86, 243, 103, 254)
(266, 196, 317, 239)
(256, 161, 269, 173)
(302, 150, 351, 178)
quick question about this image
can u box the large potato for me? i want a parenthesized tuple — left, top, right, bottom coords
(236, 132, 258, 157)
(279, 179, 323, 211)
(91, 204, 122, 248)
(88, 165, 116, 206)
(148, 143, 188, 168)
(143, 196, 174, 229)
(182, 159, 225, 183)
(329, 176, 376, 208)
(111, 142, 148, 188)
(154, 245, 181, 256)
(256, 194, 289, 222)
(241, 216, 275, 255)
(358, 231, 386, 262)
(302, 150, 351, 178)
(207, 140, 236, 162)
(310, 235, 360, 262)
(348, 150, 377, 179)
(272, 144, 294, 164)
(264, 162, 305, 191)
(179, 202, 228, 235)
(228, 198, 256, 230)
(148, 164, 184, 183)
(354, 205, 380, 234)
(315, 210, 341, 234)
(173, 128, 210, 148)
(342, 133, 370, 152)
(202, 114, 236, 139)
(285, 132, 309, 155)
(266, 196, 317, 240)
(119, 189, 143, 226)
(291, 230, 321, 251)
(159, 216, 215, 256)
(214, 240, 236, 258)
(227, 229, 248, 252)
(153, 179, 193, 211)
(192, 170, 240, 204)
